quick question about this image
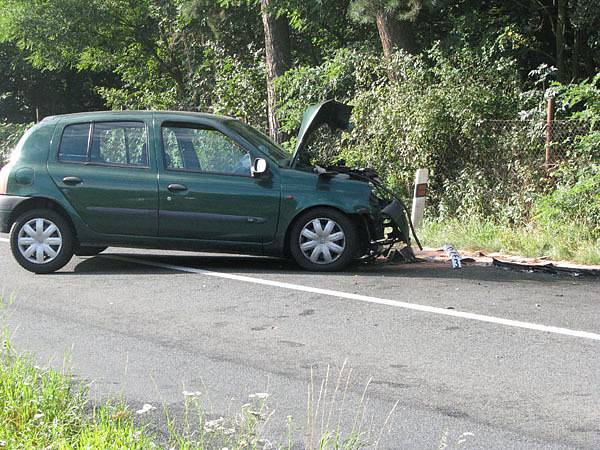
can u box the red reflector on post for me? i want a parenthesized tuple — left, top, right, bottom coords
(415, 183, 427, 198)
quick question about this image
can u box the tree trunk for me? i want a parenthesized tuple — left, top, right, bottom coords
(260, 0, 291, 143)
(375, 11, 414, 60)
(556, 0, 568, 82)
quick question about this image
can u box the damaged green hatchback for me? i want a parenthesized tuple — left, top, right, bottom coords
(0, 100, 418, 273)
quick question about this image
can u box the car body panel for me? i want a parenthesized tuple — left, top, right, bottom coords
(153, 113, 282, 243)
(290, 100, 353, 168)
(0, 195, 29, 232)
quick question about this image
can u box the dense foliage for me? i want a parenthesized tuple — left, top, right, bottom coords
(535, 167, 600, 237)
(276, 46, 547, 223)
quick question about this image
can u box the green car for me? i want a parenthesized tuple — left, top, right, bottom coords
(0, 100, 416, 273)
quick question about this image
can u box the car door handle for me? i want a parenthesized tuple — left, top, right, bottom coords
(168, 183, 188, 192)
(62, 176, 82, 185)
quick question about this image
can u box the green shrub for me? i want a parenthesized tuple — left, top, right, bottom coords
(277, 45, 545, 223)
(99, 42, 268, 131)
(551, 74, 600, 184)
(534, 168, 600, 238)
(350, 46, 547, 222)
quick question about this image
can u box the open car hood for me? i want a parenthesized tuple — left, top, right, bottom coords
(289, 100, 353, 168)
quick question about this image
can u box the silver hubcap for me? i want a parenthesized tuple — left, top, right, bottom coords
(17, 218, 63, 265)
(299, 218, 346, 265)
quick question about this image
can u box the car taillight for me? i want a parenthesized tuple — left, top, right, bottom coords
(0, 164, 9, 194)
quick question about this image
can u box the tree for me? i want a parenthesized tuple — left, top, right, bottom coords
(349, 0, 422, 59)
(0, 42, 110, 122)
(0, 0, 266, 113)
(260, 0, 292, 142)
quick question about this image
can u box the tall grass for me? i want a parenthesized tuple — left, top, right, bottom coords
(420, 218, 600, 265)
(0, 337, 156, 448)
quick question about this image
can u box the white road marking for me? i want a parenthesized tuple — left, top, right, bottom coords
(0, 235, 596, 341)
(104, 255, 600, 342)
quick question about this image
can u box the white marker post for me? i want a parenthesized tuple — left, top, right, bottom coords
(411, 168, 428, 229)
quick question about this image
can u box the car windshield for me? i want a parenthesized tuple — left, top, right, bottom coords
(226, 120, 291, 166)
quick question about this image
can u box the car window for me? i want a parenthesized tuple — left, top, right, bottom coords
(162, 124, 251, 175)
(91, 122, 148, 166)
(59, 123, 91, 162)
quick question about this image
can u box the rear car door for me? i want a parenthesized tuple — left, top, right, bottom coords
(156, 119, 280, 243)
(47, 118, 158, 236)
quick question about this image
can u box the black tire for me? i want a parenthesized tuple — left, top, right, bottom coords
(74, 246, 107, 256)
(289, 207, 358, 272)
(9, 208, 74, 274)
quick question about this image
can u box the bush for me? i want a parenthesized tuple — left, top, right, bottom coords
(534, 167, 600, 238)
(0, 122, 31, 165)
(99, 42, 268, 131)
(277, 45, 545, 223)
(551, 74, 600, 184)
(276, 48, 381, 135)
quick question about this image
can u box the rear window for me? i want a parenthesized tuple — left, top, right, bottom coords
(58, 121, 148, 167)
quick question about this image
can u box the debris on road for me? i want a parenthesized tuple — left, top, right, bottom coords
(416, 247, 600, 276)
(443, 244, 462, 269)
(492, 258, 600, 277)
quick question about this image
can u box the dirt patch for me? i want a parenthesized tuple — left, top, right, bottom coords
(416, 247, 600, 276)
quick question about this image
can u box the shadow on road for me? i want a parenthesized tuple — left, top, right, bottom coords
(59, 251, 597, 285)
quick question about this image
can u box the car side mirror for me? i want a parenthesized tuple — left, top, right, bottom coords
(251, 158, 268, 177)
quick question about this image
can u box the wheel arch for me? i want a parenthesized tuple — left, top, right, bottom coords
(8, 197, 78, 240)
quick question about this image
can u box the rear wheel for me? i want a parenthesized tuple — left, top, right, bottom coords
(10, 208, 74, 274)
(289, 208, 358, 271)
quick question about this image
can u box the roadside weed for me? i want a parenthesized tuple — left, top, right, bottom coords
(303, 361, 399, 450)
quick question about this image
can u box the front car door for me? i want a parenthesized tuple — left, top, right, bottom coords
(155, 117, 280, 243)
(47, 117, 158, 237)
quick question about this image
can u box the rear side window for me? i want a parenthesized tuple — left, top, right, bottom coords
(59, 123, 90, 162)
(58, 121, 148, 167)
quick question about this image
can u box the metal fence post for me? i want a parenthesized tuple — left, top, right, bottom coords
(545, 96, 555, 167)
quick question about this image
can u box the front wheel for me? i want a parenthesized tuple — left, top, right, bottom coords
(10, 208, 74, 274)
(289, 208, 358, 272)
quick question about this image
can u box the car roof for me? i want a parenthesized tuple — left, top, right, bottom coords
(41, 110, 235, 123)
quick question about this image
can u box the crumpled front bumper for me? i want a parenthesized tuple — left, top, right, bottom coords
(381, 199, 411, 245)
(361, 198, 413, 261)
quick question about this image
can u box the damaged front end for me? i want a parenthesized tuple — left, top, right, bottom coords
(293, 99, 422, 262)
(323, 165, 421, 262)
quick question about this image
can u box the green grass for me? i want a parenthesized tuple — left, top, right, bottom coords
(420, 218, 600, 265)
(0, 335, 156, 448)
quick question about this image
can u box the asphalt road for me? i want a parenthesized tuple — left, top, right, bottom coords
(1, 233, 599, 449)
